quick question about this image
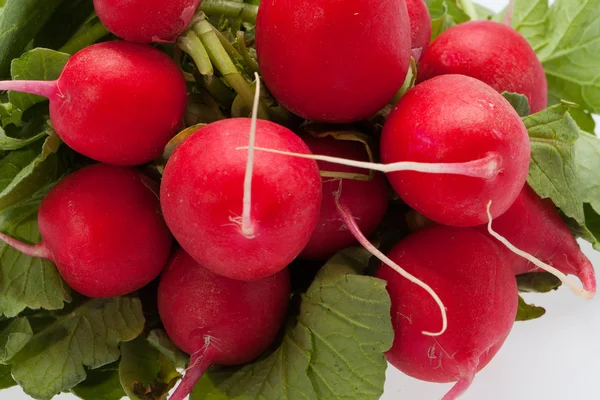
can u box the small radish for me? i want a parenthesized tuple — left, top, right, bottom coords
(477, 185, 597, 294)
(248, 75, 530, 227)
(0, 164, 172, 298)
(94, 0, 202, 43)
(256, 0, 412, 123)
(158, 248, 290, 400)
(417, 21, 548, 113)
(376, 225, 518, 400)
(0, 41, 187, 166)
(406, 0, 432, 62)
(299, 134, 388, 260)
(160, 116, 322, 281)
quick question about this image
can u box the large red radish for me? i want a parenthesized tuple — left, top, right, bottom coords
(256, 0, 412, 122)
(160, 118, 322, 281)
(0, 41, 187, 166)
(158, 248, 290, 400)
(381, 74, 530, 227)
(377, 225, 518, 400)
(0, 164, 173, 298)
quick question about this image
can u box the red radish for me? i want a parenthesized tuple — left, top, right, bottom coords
(417, 21, 548, 113)
(406, 0, 431, 62)
(478, 185, 597, 294)
(158, 248, 290, 400)
(0, 164, 172, 298)
(376, 225, 518, 400)
(299, 135, 388, 260)
(381, 74, 530, 227)
(160, 118, 322, 281)
(0, 41, 187, 166)
(256, 0, 411, 123)
(94, 0, 202, 43)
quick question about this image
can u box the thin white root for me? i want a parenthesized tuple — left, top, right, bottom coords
(240, 72, 261, 238)
(335, 189, 448, 337)
(236, 147, 501, 180)
(486, 201, 594, 300)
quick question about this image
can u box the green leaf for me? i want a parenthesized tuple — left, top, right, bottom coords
(502, 92, 531, 116)
(575, 131, 600, 213)
(10, 296, 145, 400)
(119, 336, 181, 400)
(0, 363, 15, 389)
(515, 0, 600, 113)
(524, 102, 584, 224)
(0, 128, 66, 212)
(0, 0, 66, 78)
(516, 296, 546, 322)
(0, 124, 48, 151)
(0, 184, 70, 318)
(70, 363, 126, 400)
(147, 329, 188, 369)
(510, 0, 549, 51)
(517, 273, 562, 293)
(193, 250, 393, 400)
(473, 3, 495, 20)
(426, 0, 470, 40)
(0, 317, 32, 363)
(567, 106, 596, 133)
(9, 48, 70, 117)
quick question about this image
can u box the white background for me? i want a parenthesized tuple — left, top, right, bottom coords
(6, 0, 600, 399)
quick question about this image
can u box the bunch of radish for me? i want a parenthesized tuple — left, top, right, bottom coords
(0, 0, 597, 399)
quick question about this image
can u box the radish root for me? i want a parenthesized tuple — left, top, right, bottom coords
(0, 232, 51, 259)
(169, 343, 215, 400)
(236, 147, 502, 180)
(240, 72, 261, 238)
(334, 183, 448, 337)
(486, 201, 594, 300)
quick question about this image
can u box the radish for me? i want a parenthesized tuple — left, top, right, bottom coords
(299, 134, 388, 260)
(417, 21, 548, 113)
(0, 41, 187, 166)
(255, 0, 412, 123)
(477, 185, 597, 294)
(376, 225, 518, 400)
(160, 116, 322, 281)
(158, 248, 290, 400)
(94, 0, 202, 43)
(0, 164, 173, 298)
(381, 74, 530, 227)
(406, 0, 431, 62)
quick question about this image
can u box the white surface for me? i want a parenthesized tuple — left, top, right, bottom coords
(6, 0, 600, 399)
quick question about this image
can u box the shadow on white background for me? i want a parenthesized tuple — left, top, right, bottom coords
(5, 0, 599, 399)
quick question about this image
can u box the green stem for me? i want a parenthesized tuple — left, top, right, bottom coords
(178, 31, 214, 77)
(458, 0, 478, 21)
(212, 27, 247, 72)
(199, 0, 258, 24)
(236, 31, 259, 73)
(59, 22, 110, 55)
(193, 19, 269, 119)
